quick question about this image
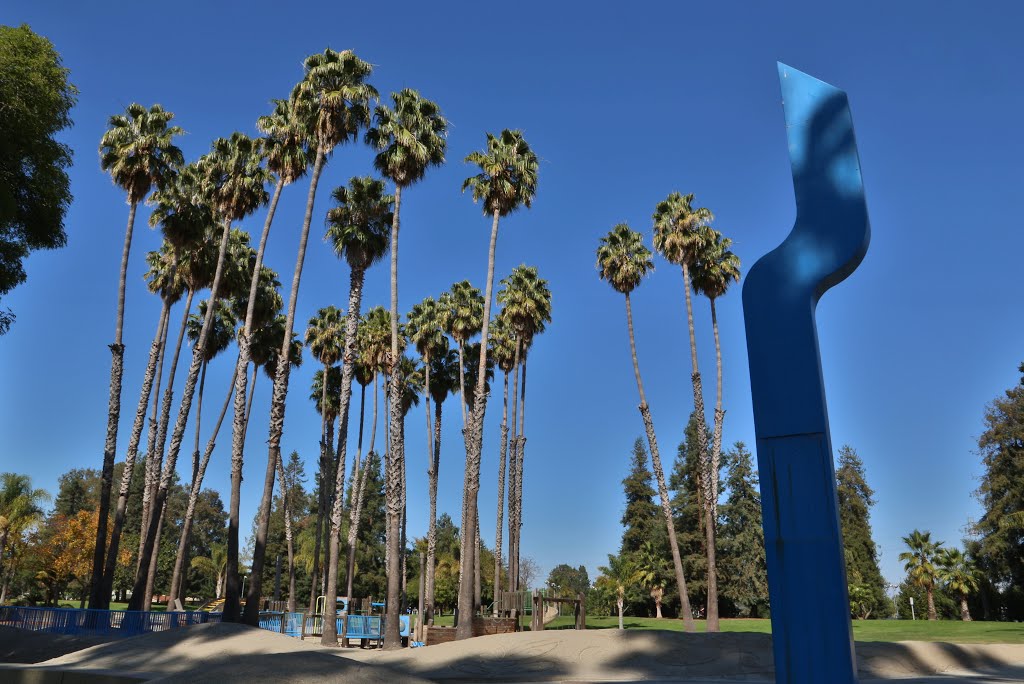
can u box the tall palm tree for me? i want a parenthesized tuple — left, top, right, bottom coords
(318, 177, 393, 644)
(597, 223, 695, 632)
(487, 313, 516, 607)
(245, 49, 377, 627)
(496, 266, 551, 594)
(900, 529, 943, 620)
(422, 348, 459, 622)
(439, 281, 484, 426)
(0, 474, 48, 580)
(366, 88, 447, 649)
(938, 548, 979, 621)
(92, 103, 184, 607)
(652, 191, 717, 630)
(225, 95, 309, 608)
(304, 305, 344, 609)
(130, 132, 269, 611)
(456, 129, 538, 639)
(306, 363, 341, 608)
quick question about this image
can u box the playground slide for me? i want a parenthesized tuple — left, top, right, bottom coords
(542, 604, 559, 626)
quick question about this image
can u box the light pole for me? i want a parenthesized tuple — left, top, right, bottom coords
(909, 596, 916, 621)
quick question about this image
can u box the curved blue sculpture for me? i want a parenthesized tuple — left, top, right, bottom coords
(742, 64, 870, 683)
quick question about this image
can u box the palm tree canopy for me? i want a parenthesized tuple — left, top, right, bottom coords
(0, 473, 49, 540)
(358, 306, 392, 375)
(197, 132, 271, 222)
(497, 264, 551, 344)
(176, 226, 220, 295)
(652, 191, 713, 267)
(325, 176, 393, 271)
(899, 529, 943, 589)
(231, 265, 282, 332)
(462, 129, 538, 217)
(396, 356, 423, 417)
(597, 223, 653, 296)
(353, 356, 374, 388)
(366, 88, 447, 188)
(305, 305, 345, 367)
(488, 312, 517, 374)
(462, 342, 494, 408)
(692, 228, 741, 300)
(252, 313, 303, 381)
(144, 241, 186, 305)
(440, 280, 483, 346)
(256, 98, 310, 185)
(310, 365, 343, 421)
(291, 48, 377, 153)
(938, 548, 980, 596)
(221, 229, 258, 302)
(99, 103, 184, 205)
(188, 299, 238, 362)
(597, 553, 639, 599)
(148, 162, 216, 250)
(427, 348, 460, 406)
(406, 296, 448, 362)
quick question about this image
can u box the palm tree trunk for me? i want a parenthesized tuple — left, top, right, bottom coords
(192, 361, 208, 484)
(492, 371, 509, 612)
(457, 343, 467, 427)
(91, 199, 138, 607)
(617, 598, 624, 630)
(383, 183, 405, 650)
(425, 399, 442, 622)
(275, 452, 297, 613)
(97, 300, 169, 608)
(960, 594, 971, 621)
(344, 381, 368, 598)
(129, 215, 235, 611)
(513, 357, 528, 593)
(456, 208, 501, 640)
(507, 343, 521, 593)
(680, 261, 717, 631)
(709, 298, 725, 514)
(169, 364, 237, 603)
(322, 267, 367, 644)
(243, 146, 326, 626)
(308, 362, 330, 614)
(224, 176, 285, 622)
(927, 586, 937, 620)
(346, 374, 379, 600)
(142, 498, 166, 608)
(142, 288, 194, 565)
(624, 292, 695, 632)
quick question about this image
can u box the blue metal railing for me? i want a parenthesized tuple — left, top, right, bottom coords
(0, 606, 221, 637)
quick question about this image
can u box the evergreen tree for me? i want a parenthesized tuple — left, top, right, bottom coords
(669, 411, 709, 613)
(835, 445, 887, 618)
(717, 442, 769, 617)
(974, 363, 1024, 620)
(620, 438, 660, 554)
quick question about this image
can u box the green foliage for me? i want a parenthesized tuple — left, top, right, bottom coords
(366, 88, 447, 188)
(596, 224, 653, 295)
(974, 363, 1024, 620)
(669, 411, 709, 611)
(620, 439, 661, 556)
(546, 563, 590, 597)
(0, 25, 77, 328)
(717, 442, 769, 618)
(462, 129, 538, 217)
(836, 445, 887, 619)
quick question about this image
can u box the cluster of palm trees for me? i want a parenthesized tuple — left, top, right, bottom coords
(596, 193, 740, 631)
(88, 47, 549, 648)
(900, 529, 980, 622)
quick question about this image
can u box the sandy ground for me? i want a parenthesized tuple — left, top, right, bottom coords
(3, 623, 1024, 682)
(0, 625, 112, 663)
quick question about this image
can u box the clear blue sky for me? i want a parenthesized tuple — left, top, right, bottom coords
(2, 1, 1022, 591)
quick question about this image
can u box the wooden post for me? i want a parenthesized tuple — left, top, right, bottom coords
(578, 592, 586, 630)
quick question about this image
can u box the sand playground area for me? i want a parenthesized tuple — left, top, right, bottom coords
(2, 622, 1024, 683)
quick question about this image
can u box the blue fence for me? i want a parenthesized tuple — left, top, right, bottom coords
(0, 606, 221, 637)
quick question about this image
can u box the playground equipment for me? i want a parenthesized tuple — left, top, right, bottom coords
(743, 63, 870, 683)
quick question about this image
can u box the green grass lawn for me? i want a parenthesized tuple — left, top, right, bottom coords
(429, 615, 1024, 644)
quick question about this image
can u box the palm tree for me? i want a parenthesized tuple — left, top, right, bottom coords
(422, 348, 459, 622)
(900, 529, 943, 620)
(0, 474, 48, 581)
(597, 223, 695, 632)
(245, 49, 377, 627)
(130, 131, 269, 612)
(191, 543, 228, 599)
(597, 554, 639, 630)
(92, 103, 184, 607)
(225, 95, 309, 610)
(488, 313, 516, 607)
(317, 177, 393, 644)
(456, 129, 538, 639)
(439, 281, 484, 426)
(635, 540, 671, 619)
(938, 548, 979, 622)
(496, 266, 551, 594)
(652, 191, 717, 630)
(366, 88, 447, 649)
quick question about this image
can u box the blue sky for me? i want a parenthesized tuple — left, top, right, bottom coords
(2, 1, 1022, 592)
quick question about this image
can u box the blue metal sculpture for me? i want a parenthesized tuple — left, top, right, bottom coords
(742, 64, 870, 683)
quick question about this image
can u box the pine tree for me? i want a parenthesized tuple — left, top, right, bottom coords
(669, 411, 709, 612)
(620, 438, 661, 555)
(717, 442, 768, 617)
(835, 445, 887, 618)
(975, 363, 1024, 620)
